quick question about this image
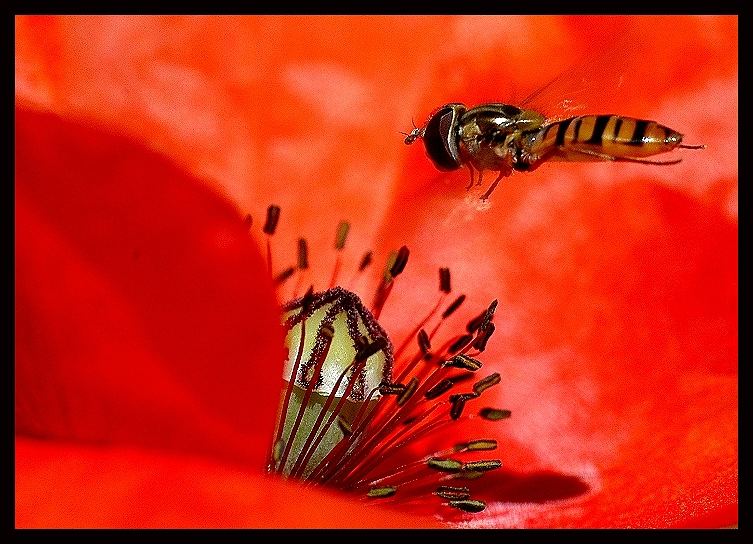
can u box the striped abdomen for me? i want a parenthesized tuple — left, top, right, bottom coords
(531, 115, 684, 160)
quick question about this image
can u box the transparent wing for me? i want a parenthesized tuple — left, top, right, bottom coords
(518, 22, 643, 122)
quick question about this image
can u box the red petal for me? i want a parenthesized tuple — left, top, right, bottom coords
(15, 15, 451, 269)
(15, 15, 737, 528)
(16, 437, 440, 528)
(374, 18, 737, 527)
(16, 107, 286, 468)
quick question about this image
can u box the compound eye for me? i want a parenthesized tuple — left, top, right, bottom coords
(423, 105, 463, 171)
(499, 104, 522, 117)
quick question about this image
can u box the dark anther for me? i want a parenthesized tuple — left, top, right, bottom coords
(355, 337, 388, 361)
(243, 214, 253, 229)
(466, 439, 498, 451)
(463, 459, 502, 472)
(358, 251, 373, 271)
(379, 382, 407, 395)
(472, 322, 495, 352)
(263, 205, 281, 235)
(444, 354, 483, 372)
(417, 329, 431, 354)
(449, 393, 478, 420)
(367, 486, 397, 498)
(297, 238, 309, 269)
(448, 334, 474, 354)
(473, 373, 501, 395)
(397, 376, 419, 406)
(479, 408, 512, 421)
(275, 266, 296, 284)
(478, 299, 499, 331)
(441, 294, 466, 319)
(448, 499, 486, 513)
(455, 471, 484, 480)
(300, 286, 316, 310)
(466, 311, 486, 333)
(390, 246, 410, 277)
(427, 458, 463, 472)
(424, 378, 454, 400)
(435, 488, 471, 500)
(453, 441, 469, 452)
(439, 267, 451, 293)
(450, 396, 468, 420)
(335, 221, 350, 250)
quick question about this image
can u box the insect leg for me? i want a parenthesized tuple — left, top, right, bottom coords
(466, 165, 476, 191)
(477, 169, 484, 187)
(481, 170, 506, 201)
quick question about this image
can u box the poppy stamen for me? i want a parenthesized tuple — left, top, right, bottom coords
(396, 376, 419, 406)
(275, 321, 335, 475)
(473, 373, 501, 395)
(329, 220, 351, 288)
(275, 266, 296, 285)
(449, 392, 478, 420)
(339, 357, 500, 489)
(457, 439, 498, 452)
(256, 209, 514, 516)
(289, 339, 385, 479)
(366, 486, 397, 498)
(270, 306, 310, 470)
(424, 378, 455, 400)
(427, 458, 464, 472)
(479, 408, 512, 421)
(471, 322, 495, 352)
(392, 268, 452, 360)
(417, 329, 431, 355)
(463, 459, 502, 472)
(444, 354, 483, 372)
(448, 499, 487, 513)
(429, 294, 467, 339)
(448, 334, 474, 354)
(292, 238, 309, 297)
(372, 246, 410, 319)
(359, 251, 373, 271)
(378, 382, 407, 396)
(435, 486, 471, 500)
(263, 204, 281, 275)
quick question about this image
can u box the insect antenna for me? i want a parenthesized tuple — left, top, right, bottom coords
(400, 118, 425, 145)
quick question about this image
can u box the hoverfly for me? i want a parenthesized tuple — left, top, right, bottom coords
(403, 25, 704, 203)
(403, 103, 704, 201)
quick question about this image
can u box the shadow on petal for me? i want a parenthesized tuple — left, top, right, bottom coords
(472, 469, 590, 504)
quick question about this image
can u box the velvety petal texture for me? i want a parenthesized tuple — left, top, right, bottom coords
(16, 107, 288, 468)
(15, 15, 737, 528)
(373, 16, 737, 529)
(17, 438, 438, 528)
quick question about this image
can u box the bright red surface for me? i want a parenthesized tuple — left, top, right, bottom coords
(15, 15, 737, 528)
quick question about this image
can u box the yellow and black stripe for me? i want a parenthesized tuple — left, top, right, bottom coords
(533, 115, 683, 159)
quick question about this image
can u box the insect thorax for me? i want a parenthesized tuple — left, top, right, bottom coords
(458, 106, 546, 172)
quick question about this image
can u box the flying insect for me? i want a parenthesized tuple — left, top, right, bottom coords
(404, 103, 704, 200)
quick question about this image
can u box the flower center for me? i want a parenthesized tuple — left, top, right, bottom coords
(272, 286, 393, 478)
(253, 205, 511, 515)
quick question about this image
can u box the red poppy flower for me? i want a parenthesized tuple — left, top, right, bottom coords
(15, 15, 737, 528)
